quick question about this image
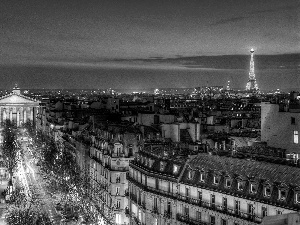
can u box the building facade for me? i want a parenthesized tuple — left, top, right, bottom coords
(261, 102, 300, 156)
(127, 146, 300, 225)
(89, 127, 141, 224)
(0, 86, 40, 126)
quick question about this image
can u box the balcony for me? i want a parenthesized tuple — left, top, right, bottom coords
(91, 155, 102, 164)
(128, 174, 262, 224)
(163, 211, 172, 219)
(176, 214, 208, 225)
(151, 207, 159, 215)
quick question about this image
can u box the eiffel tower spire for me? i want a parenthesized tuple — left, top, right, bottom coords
(246, 48, 259, 91)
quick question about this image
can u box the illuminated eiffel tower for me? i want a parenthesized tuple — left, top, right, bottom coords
(246, 48, 259, 91)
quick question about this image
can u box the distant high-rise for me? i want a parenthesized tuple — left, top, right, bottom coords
(246, 48, 259, 91)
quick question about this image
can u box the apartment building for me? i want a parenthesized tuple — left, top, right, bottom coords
(127, 145, 300, 225)
(89, 127, 141, 224)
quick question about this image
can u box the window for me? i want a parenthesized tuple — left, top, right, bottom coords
(264, 185, 271, 197)
(173, 165, 179, 174)
(291, 117, 296, 125)
(235, 200, 240, 214)
(116, 200, 120, 209)
(225, 178, 231, 188)
(276, 210, 282, 215)
(184, 206, 189, 217)
(115, 214, 121, 224)
(186, 188, 190, 197)
(198, 191, 202, 200)
(262, 206, 267, 217)
(221, 219, 227, 225)
(223, 197, 227, 210)
(160, 161, 165, 171)
(295, 193, 300, 203)
(116, 187, 120, 196)
(200, 172, 205, 182)
(211, 194, 215, 207)
(210, 216, 215, 225)
(196, 211, 201, 221)
(294, 131, 299, 144)
(238, 181, 244, 191)
(250, 183, 257, 194)
(149, 159, 154, 167)
(279, 189, 287, 201)
(116, 174, 120, 183)
(154, 197, 158, 209)
(213, 175, 220, 185)
(188, 170, 194, 180)
(248, 204, 254, 215)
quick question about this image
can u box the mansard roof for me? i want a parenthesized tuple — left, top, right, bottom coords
(188, 153, 300, 186)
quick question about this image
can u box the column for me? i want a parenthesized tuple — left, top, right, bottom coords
(17, 110, 20, 127)
(9, 108, 12, 121)
(19, 107, 23, 126)
(30, 107, 34, 122)
(3, 109, 6, 121)
(24, 109, 27, 123)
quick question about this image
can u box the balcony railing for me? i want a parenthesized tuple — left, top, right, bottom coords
(127, 175, 263, 224)
(163, 211, 172, 219)
(176, 214, 208, 225)
(151, 207, 159, 215)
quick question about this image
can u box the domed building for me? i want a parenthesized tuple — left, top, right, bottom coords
(0, 84, 40, 127)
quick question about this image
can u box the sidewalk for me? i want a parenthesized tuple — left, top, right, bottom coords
(0, 179, 8, 225)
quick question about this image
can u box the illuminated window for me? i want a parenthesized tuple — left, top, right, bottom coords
(278, 189, 287, 201)
(262, 206, 268, 217)
(225, 178, 231, 188)
(173, 165, 179, 174)
(160, 161, 165, 171)
(238, 181, 244, 191)
(116, 200, 120, 209)
(188, 170, 194, 179)
(115, 213, 121, 224)
(295, 193, 300, 204)
(250, 183, 257, 194)
(200, 172, 205, 182)
(213, 175, 220, 185)
(264, 185, 271, 197)
(294, 131, 299, 144)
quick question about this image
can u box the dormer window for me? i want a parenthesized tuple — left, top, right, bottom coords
(213, 175, 220, 185)
(200, 171, 205, 182)
(188, 170, 194, 180)
(148, 159, 154, 168)
(250, 183, 257, 194)
(160, 161, 166, 171)
(225, 178, 231, 188)
(264, 185, 271, 197)
(295, 193, 300, 204)
(173, 165, 179, 174)
(238, 181, 245, 191)
(278, 189, 287, 201)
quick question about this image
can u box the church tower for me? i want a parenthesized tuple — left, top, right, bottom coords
(246, 48, 259, 91)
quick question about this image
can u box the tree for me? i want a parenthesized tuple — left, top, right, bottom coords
(2, 120, 20, 180)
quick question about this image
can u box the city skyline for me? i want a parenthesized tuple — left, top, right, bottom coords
(0, 0, 299, 90)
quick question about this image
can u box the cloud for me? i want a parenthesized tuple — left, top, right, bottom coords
(210, 4, 299, 26)
(210, 16, 250, 26)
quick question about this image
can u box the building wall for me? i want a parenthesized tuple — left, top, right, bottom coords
(128, 166, 296, 225)
(261, 103, 300, 154)
(161, 123, 200, 142)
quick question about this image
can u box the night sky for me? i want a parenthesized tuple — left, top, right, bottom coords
(0, 0, 299, 90)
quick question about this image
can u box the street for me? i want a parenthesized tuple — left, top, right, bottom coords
(20, 132, 64, 225)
